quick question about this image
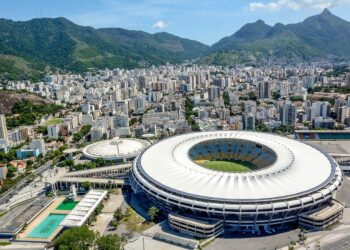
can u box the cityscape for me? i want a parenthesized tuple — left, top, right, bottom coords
(0, 1, 350, 250)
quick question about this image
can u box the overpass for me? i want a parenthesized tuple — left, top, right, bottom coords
(53, 164, 131, 191)
(64, 164, 131, 179)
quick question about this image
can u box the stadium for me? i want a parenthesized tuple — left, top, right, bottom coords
(130, 131, 343, 236)
(82, 138, 150, 162)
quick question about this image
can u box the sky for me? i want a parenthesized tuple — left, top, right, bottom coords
(1, 0, 350, 45)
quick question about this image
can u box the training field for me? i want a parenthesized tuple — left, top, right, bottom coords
(200, 160, 257, 173)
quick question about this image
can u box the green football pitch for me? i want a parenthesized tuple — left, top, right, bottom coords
(200, 159, 258, 173)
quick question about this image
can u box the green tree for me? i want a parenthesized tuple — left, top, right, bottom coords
(54, 226, 96, 250)
(81, 181, 91, 191)
(96, 234, 123, 250)
(290, 96, 303, 102)
(35, 126, 48, 135)
(272, 91, 281, 100)
(95, 157, 106, 167)
(64, 159, 75, 168)
(223, 91, 230, 107)
(114, 208, 123, 222)
(148, 206, 160, 222)
(248, 91, 257, 101)
(6, 166, 17, 178)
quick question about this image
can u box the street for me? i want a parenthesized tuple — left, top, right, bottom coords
(0, 160, 53, 209)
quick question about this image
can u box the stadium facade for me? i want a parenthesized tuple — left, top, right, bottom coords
(130, 131, 343, 236)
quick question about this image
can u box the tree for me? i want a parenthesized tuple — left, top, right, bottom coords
(148, 206, 160, 222)
(64, 159, 75, 167)
(272, 91, 281, 100)
(248, 91, 257, 101)
(114, 208, 123, 222)
(223, 91, 230, 107)
(54, 226, 96, 250)
(95, 157, 106, 167)
(26, 160, 34, 167)
(96, 234, 123, 250)
(81, 181, 91, 191)
(6, 166, 17, 178)
(290, 96, 303, 102)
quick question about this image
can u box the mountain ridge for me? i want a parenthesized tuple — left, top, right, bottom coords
(1, 9, 350, 80)
(0, 17, 209, 80)
(207, 8, 350, 65)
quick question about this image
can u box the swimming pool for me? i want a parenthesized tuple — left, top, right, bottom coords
(56, 200, 78, 210)
(28, 214, 66, 239)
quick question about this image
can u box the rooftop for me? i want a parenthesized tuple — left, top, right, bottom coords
(136, 131, 339, 201)
(83, 138, 150, 161)
(60, 190, 107, 227)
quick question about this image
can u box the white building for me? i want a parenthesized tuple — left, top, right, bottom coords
(0, 165, 8, 180)
(0, 115, 8, 140)
(47, 124, 60, 139)
(30, 139, 46, 156)
(81, 114, 94, 125)
(90, 126, 105, 141)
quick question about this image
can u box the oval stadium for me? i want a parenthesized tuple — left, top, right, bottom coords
(130, 131, 343, 237)
(82, 138, 150, 162)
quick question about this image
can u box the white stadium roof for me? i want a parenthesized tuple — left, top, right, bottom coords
(83, 138, 150, 161)
(136, 131, 339, 201)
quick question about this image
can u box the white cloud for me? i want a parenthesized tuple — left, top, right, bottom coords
(152, 20, 169, 29)
(248, 0, 350, 11)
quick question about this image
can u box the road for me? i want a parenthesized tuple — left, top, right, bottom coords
(323, 235, 350, 250)
(0, 160, 53, 207)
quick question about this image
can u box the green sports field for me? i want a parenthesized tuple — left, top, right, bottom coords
(44, 117, 63, 126)
(56, 200, 78, 210)
(200, 159, 258, 173)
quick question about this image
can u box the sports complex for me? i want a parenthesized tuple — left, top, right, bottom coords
(82, 138, 150, 162)
(130, 131, 344, 236)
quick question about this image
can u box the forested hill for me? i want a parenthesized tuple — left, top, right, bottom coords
(0, 17, 209, 80)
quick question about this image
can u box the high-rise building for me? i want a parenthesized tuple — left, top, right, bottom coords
(346, 73, 350, 86)
(337, 106, 349, 124)
(30, 139, 46, 156)
(47, 124, 60, 139)
(132, 94, 147, 114)
(91, 126, 105, 141)
(258, 82, 271, 99)
(208, 85, 220, 101)
(302, 76, 315, 89)
(280, 103, 296, 126)
(0, 115, 8, 140)
(243, 113, 256, 130)
(114, 114, 129, 128)
(279, 81, 289, 97)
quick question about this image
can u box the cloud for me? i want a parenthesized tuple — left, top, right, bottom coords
(248, 0, 350, 11)
(152, 20, 169, 29)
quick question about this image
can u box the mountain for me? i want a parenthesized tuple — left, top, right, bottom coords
(0, 17, 209, 80)
(207, 9, 350, 65)
(0, 91, 53, 114)
(1, 9, 350, 80)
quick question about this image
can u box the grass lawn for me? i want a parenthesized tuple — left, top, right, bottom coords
(44, 117, 63, 126)
(0, 211, 7, 218)
(121, 207, 154, 233)
(200, 159, 258, 173)
(56, 200, 79, 210)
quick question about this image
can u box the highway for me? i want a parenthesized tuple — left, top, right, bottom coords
(0, 160, 53, 207)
